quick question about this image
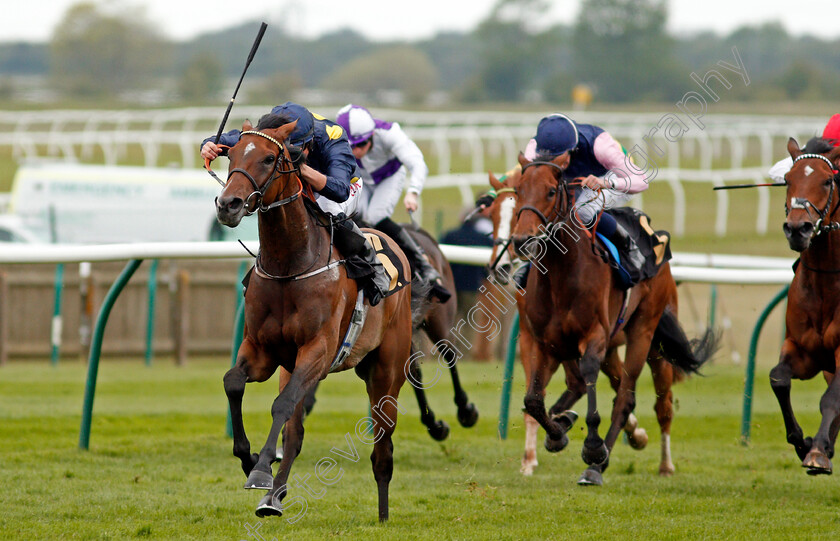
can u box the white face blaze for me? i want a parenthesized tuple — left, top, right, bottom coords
(494, 195, 517, 268)
(497, 195, 516, 242)
(243, 142, 256, 157)
(804, 165, 814, 177)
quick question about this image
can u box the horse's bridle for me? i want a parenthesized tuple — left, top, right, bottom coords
(516, 160, 572, 233)
(784, 153, 840, 237)
(233, 130, 306, 215)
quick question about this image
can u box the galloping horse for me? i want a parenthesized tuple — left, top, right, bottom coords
(507, 153, 718, 485)
(215, 117, 413, 521)
(771, 137, 840, 475)
(485, 170, 650, 477)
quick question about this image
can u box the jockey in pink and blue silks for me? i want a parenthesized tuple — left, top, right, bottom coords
(480, 113, 650, 277)
(335, 104, 451, 303)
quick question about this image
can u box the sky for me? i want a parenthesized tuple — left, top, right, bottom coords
(1, 0, 837, 44)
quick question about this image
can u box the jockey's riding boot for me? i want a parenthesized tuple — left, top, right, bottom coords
(392, 227, 452, 303)
(611, 224, 646, 273)
(333, 216, 390, 306)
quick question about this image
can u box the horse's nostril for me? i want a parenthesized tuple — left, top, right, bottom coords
(228, 198, 244, 212)
(801, 221, 814, 234)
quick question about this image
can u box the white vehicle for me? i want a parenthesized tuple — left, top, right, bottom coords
(0, 214, 46, 243)
(8, 162, 258, 244)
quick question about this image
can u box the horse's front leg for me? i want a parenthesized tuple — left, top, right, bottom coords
(224, 340, 274, 477)
(255, 400, 307, 516)
(770, 340, 812, 461)
(578, 338, 608, 486)
(802, 351, 840, 475)
(246, 341, 326, 496)
(522, 348, 567, 450)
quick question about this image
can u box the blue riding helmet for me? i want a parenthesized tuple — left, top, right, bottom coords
(534, 114, 579, 157)
(270, 102, 315, 146)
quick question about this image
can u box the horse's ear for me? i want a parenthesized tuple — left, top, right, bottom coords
(276, 119, 298, 141)
(787, 137, 802, 159)
(517, 151, 530, 168)
(552, 152, 571, 171)
(489, 171, 503, 191)
(242, 119, 253, 131)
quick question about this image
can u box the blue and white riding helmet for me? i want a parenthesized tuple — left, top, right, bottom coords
(534, 113, 579, 158)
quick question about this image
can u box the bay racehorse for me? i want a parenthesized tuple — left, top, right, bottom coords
(486, 170, 651, 476)
(508, 153, 718, 485)
(215, 118, 414, 521)
(771, 137, 840, 475)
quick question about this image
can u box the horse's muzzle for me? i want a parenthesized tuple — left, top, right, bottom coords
(512, 234, 536, 260)
(783, 220, 814, 252)
(216, 195, 246, 227)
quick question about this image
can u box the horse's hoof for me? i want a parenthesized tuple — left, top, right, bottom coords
(659, 462, 675, 476)
(520, 462, 537, 476)
(457, 403, 479, 428)
(243, 468, 273, 490)
(544, 432, 569, 453)
(428, 420, 450, 441)
(240, 453, 260, 476)
(552, 410, 579, 432)
(577, 467, 604, 486)
(628, 428, 648, 450)
(802, 450, 832, 475)
(795, 437, 814, 461)
(255, 493, 283, 518)
(581, 442, 609, 466)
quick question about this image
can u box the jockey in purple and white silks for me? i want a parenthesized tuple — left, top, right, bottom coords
(335, 104, 451, 303)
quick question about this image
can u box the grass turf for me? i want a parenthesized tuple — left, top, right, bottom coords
(0, 357, 836, 540)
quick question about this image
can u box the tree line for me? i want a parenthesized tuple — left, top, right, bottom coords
(0, 0, 837, 105)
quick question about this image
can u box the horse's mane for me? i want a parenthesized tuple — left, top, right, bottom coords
(256, 113, 294, 131)
(802, 137, 834, 155)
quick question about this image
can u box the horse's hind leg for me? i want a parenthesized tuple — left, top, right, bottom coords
(647, 353, 675, 475)
(445, 351, 479, 428)
(407, 350, 450, 441)
(367, 334, 409, 521)
(600, 347, 648, 450)
(770, 341, 812, 461)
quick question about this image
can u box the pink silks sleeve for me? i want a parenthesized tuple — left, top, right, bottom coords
(593, 132, 649, 194)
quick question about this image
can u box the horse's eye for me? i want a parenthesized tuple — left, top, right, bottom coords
(547, 188, 557, 198)
(825, 178, 833, 187)
(263, 154, 276, 165)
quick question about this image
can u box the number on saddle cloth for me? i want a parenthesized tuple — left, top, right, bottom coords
(361, 232, 410, 298)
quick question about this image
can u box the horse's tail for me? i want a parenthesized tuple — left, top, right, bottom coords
(652, 307, 719, 375)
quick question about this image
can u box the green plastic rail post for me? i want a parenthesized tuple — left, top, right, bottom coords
(708, 284, 717, 328)
(79, 259, 143, 450)
(741, 284, 789, 445)
(144, 259, 159, 367)
(498, 312, 519, 440)
(50, 263, 64, 366)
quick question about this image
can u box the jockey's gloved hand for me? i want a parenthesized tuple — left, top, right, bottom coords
(475, 190, 497, 209)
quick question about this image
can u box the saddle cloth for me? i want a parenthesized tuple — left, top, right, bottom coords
(599, 207, 672, 288)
